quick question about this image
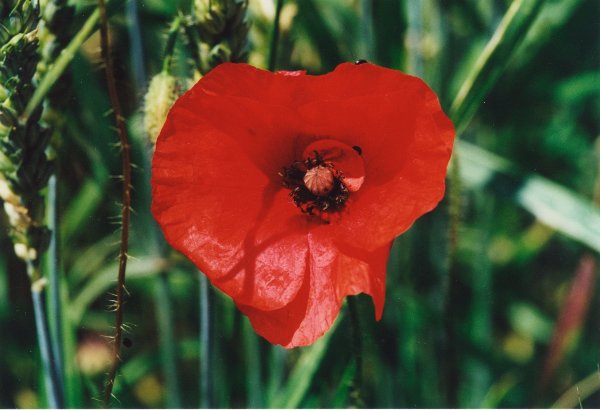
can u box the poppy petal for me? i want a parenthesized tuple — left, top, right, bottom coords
(153, 121, 308, 311)
(239, 233, 391, 347)
(152, 62, 454, 347)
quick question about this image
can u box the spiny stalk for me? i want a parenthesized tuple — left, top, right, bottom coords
(96, 0, 133, 406)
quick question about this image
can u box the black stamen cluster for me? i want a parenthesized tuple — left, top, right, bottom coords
(280, 152, 349, 219)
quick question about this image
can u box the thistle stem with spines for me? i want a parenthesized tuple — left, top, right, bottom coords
(96, 0, 133, 405)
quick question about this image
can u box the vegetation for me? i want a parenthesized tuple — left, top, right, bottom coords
(0, 0, 598, 407)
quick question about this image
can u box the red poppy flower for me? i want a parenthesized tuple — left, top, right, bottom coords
(151, 62, 454, 347)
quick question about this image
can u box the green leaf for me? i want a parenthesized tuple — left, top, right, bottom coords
(458, 140, 600, 253)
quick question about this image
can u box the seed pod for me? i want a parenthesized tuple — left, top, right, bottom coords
(303, 166, 335, 196)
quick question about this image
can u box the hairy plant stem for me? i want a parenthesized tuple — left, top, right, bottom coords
(442, 154, 462, 407)
(96, 0, 132, 405)
(268, 0, 284, 71)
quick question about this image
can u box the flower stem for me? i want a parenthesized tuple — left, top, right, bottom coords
(243, 317, 264, 407)
(347, 297, 364, 408)
(268, 0, 284, 71)
(442, 148, 462, 407)
(97, 0, 133, 405)
(199, 273, 213, 408)
(30, 271, 64, 409)
(155, 271, 182, 408)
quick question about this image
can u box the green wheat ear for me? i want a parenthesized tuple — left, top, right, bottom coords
(0, 0, 52, 275)
(188, 0, 250, 74)
(36, 0, 73, 100)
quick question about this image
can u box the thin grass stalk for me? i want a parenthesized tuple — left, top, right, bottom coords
(155, 272, 183, 408)
(268, 0, 284, 71)
(199, 273, 212, 408)
(23, 8, 100, 122)
(30, 271, 64, 408)
(97, 0, 133, 405)
(45, 174, 65, 398)
(125, 0, 146, 94)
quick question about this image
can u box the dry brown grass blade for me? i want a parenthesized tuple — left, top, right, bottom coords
(539, 254, 597, 393)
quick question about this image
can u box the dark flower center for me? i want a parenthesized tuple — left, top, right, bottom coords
(280, 139, 365, 220)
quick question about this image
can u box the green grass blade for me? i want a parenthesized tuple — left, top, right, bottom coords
(271, 314, 341, 408)
(458, 140, 600, 252)
(450, 0, 546, 135)
(31, 280, 64, 408)
(511, 0, 585, 70)
(44, 175, 65, 403)
(69, 257, 166, 324)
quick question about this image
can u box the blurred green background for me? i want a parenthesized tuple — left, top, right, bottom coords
(0, 0, 598, 408)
